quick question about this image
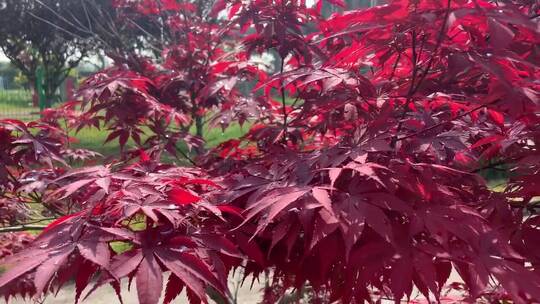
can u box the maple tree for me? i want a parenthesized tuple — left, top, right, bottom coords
(63, 0, 267, 154)
(1, 0, 540, 303)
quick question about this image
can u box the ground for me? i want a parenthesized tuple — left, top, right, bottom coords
(7, 274, 264, 304)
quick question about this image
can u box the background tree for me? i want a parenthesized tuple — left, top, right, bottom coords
(0, 62, 20, 89)
(0, 0, 94, 107)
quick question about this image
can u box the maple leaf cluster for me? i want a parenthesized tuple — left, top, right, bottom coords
(1, 0, 540, 303)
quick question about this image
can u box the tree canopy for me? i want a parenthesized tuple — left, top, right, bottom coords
(0, 0, 539, 303)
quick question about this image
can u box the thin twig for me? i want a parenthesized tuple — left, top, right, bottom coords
(27, 12, 85, 40)
(409, 0, 453, 96)
(391, 0, 452, 148)
(388, 51, 402, 82)
(34, 0, 90, 35)
(0, 224, 48, 233)
(395, 98, 499, 142)
(279, 56, 288, 143)
(177, 147, 198, 166)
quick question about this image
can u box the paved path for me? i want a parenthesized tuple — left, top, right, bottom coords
(4, 270, 465, 303)
(6, 274, 264, 304)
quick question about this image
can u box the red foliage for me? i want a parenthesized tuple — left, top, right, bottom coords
(61, 0, 268, 157)
(1, 0, 540, 303)
(0, 233, 33, 260)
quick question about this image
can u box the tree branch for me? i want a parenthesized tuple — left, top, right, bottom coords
(0, 224, 48, 233)
(279, 55, 288, 143)
(396, 98, 500, 143)
(390, 0, 453, 148)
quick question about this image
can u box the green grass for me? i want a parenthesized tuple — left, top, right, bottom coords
(488, 180, 507, 192)
(0, 89, 33, 104)
(0, 89, 38, 119)
(0, 90, 252, 157)
(203, 122, 250, 147)
(69, 127, 128, 157)
(0, 89, 248, 157)
(67, 121, 249, 159)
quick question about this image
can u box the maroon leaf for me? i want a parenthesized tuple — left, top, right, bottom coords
(136, 253, 163, 304)
(164, 274, 184, 304)
(34, 244, 76, 296)
(168, 188, 201, 205)
(155, 249, 224, 303)
(75, 261, 96, 304)
(0, 251, 49, 290)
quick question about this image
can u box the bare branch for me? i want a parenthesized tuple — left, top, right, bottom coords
(0, 225, 47, 233)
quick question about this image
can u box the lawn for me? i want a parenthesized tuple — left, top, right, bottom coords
(69, 122, 249, 158)
(0, 89, 249, 157)
(0, 89, 39, 120)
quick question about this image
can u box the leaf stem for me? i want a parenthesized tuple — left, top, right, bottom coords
(279, 55, 288, 143)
